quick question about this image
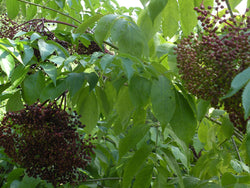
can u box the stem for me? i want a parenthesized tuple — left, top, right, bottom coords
(85, 177, 121, 182)
(18, 19, 78, 29)
(225, 0, 234, 18)
(231, 136, 242, 161)
(17, 0, 82, 24)
(103, 41, 119, 50)
(205, 115, 243, 142)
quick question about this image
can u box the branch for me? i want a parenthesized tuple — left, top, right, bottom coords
(205, 115, 244, 142)
(17, 0, 82, 24)
(225, 0, 234, 18)
(231, 136, 242, 161)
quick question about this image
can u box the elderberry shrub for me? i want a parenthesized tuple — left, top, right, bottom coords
(175, 0, 250, 132)
(0, 102, 96, 186)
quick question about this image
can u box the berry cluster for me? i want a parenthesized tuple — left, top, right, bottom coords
(175, 0, 250, 131)
(0, 102, 96, 186)
(0, 14, 20, 39)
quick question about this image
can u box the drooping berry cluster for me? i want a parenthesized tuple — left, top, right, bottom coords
(0, 101, 96, 186)
(175, 0, 250, 132)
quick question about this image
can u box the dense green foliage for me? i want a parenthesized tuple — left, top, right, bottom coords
(0, 0, 249, 187)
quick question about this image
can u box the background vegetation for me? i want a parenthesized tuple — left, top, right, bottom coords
(0, 0, 249, 187)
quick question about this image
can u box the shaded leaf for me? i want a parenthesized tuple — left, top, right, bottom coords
(147, 0, 168, 23)
(40, 62, 57, 86)
(94, 14, 118, 46)
(133, 164, 153, 188)
(115, 86, 134, 126)
(75, 14, 104, 34)
(122, 144, 152, 188)
(40, 79, 67, 102)
(170, 92, 197, 144)
(22, 71, 46, 105)
(78, 91, 99, 133)
(151, 75, 176, 125)
(243, 81, 250, 119)
(223, 67, 250, 99)
(129, 75, 152, 108)
(119, 124, 150, 159)
(38, 39, 56, 61)
(111, 16, 148, 57)
(6, 91, 24, 112)
(66, 73, 86, 98)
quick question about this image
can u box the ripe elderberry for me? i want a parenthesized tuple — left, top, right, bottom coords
(0, 102, 95, 187)
(175, 1, 250, 132)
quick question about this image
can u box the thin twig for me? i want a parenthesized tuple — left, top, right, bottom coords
(17, 19, 78, 29)
(17, 0, 82, 24)
(205, 115, 243, 142)
(103, 41, 119, 50)
(225, 0, 234, 18)
(231, 136, 242, 161)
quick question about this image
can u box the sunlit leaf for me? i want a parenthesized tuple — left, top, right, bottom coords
(6, 0, 19, 19)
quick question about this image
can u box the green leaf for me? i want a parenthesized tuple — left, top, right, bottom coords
(0, 82, 11, 94)
(243, 81, 250, 119)
(99, 54, 114, 71)
(140, 0, 149, 7)
(179, 0, 197, 36)
(162, 148, 184, 187)
(26, 5, 37, 20)
(115, 86, 134, 126)
(133, 164, 153, 188)
(94, 14, 118, 46)
(10, 64, 30, 89)
(22, 44, 34, 65)
(40, 62, 57, 86)
(66, 73, 86, 98)
(223, 67, 250, 99)
(22, 71, 46, 105)
(85, 72, 99, 91)
(0, 49, 15, 78)
(111, 16, 148, 57)
(151, 75, 176, 125)
(78, 91, 99, 133)
(170, 146, 188, 169)
(194, 0, 214, 8)
(147, 0, 168, 23)
(129, 75, 152, 108)
(19, 175, 41, 188)
(38, 39, 56, 61)
(122, 144, 152, 188)
(170, 92, 197, 144)
(119, 124, 150, 159)
(40, 79, 67, 102)
(162, 0, 179, 38)
(220, 116, 234, 139)
(6, 91, 24, 112)
(55, 0, 65, 9)
(197, 99, 210, 121)
(96, 86, 111, 117)
(229, 0, 242, 9)
(221, 172, 237, 186)
(6, 0, 19, 19)
(6, 168, 24, 188)
(119, 57, 135, 81)
(137, 9, 161, 41)
(75, 14, 104, 34)
(246, 121, 250, 163)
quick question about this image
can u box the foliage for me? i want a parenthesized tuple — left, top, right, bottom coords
(0, 0, 249, 187)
